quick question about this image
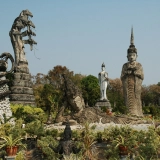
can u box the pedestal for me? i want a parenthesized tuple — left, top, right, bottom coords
(5, 156, 16, 160)
(95, 100, 111, 108)
(119, 155, 128, 160)
(10, 61, 35, 106)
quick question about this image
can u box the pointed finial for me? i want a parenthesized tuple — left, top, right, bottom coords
(101, 62, 105, 68)
(130, 27, 134, 45)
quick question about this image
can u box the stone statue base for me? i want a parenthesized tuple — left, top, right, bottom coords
(95, 100, 111, 109)
(55, 106, 160, 126)
(10, 61, 35, 106)
(5, 156, 16, 160)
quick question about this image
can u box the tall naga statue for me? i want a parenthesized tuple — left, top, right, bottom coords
(121, 28, 144, 117)
(9, 9, 37, 65)
(9, 10, 37, 105)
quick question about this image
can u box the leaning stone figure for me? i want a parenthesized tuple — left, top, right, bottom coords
(98, 63, 109, 101)
(121, 28, 144, 117)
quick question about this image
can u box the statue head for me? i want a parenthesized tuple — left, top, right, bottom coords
(127, 27, 138, 62)
(127, 52, 137, 62)
(19, 9, 33, 18)
(0, 53, 14, 73)
(101, 62, 105, 71)
(63, 120, 72, 141)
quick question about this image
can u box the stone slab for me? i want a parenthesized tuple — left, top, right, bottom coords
(14, 73, 31, 80)
(11, 86, 33, 94)
(14, 66, 29, 74)
(5, 156, 16, 160)
(95, 101, 111, 108)
(10, 101, 35, 106)
(10, 94, 35, 101)
(12, 80, 32, 87)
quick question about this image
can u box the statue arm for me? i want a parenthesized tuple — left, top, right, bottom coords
(21, 30, 36, 37)
(23, 39, 37, 45)
(104, 72, 109, 81)
(98, 73, 101, 85)
(49, 143, 63, 154)
(121, 64, 127, 80)
(134, 64, 144, 80)
(72, 146, 81, 154)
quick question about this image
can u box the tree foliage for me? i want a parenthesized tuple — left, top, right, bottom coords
(141, 84, 160, 106)
(107, 78, 125, 113)
(31, 65, 160, 117)
(47, 65, 73, 89)
(33, 65, 85, 116)
(10, 104, 45, 123)
(81, 75, 100, 106)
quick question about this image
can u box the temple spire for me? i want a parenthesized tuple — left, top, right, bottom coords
(130, 27, 134, 45)
(127, 27, 137, 54)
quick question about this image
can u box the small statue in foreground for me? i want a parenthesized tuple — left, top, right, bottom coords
(98, 63, 109, 101)
(121, 28, 144, 117)
(49, 121, 80, 159)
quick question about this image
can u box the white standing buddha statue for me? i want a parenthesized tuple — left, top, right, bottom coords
(98, 63, 109, 101)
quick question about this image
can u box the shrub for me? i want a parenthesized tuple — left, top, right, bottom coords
(10, 104, 45, 123)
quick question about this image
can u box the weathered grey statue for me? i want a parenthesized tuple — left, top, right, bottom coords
(98, 63, 109, 101)
(49, 121, 81, 159)
(62, 74, 85, 112)
(121, 28, 144, 117)
(9, 9, 37, 65)
(9, 10, 37, 105)
(55, 74, 85, 123)
(0, 53, 14, 123)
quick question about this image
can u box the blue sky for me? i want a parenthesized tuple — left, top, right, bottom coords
(0, 1, 160, 85)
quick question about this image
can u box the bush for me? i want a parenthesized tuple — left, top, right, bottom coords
(10, 104, 45, 123)
(143, 105, 160, 119)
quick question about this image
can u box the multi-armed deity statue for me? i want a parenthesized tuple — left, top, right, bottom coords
(9, 9, 37, 105)
(121, 28, 144, 117)
(9, 9, 37, 65)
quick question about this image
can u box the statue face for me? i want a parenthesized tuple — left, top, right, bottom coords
(101, 67, 105, 71)
(127, 52, 137, 62)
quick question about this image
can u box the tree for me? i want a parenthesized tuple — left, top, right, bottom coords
(70, 73, 85, 89)
(47, 65, 74, 89)
(40, 84, 61, 115)
(31, 73, 48, 86)
(81, 75, 100, 106)
(141, 84, 160, 106)
(107, 78, 125, 113)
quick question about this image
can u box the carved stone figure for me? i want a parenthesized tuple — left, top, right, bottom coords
(98, 63, 109, 101)
(9, 10, 37, 105)
(0, 53, 14, 123)
(54, 74, 85, 123)
(49, 121, 80, 158)
(9, 9, 37, 65)
(62, 74, 85, 112)
(121, 28, 144, 117)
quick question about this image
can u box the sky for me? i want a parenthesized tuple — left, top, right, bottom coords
(0, 0, 160, 85)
